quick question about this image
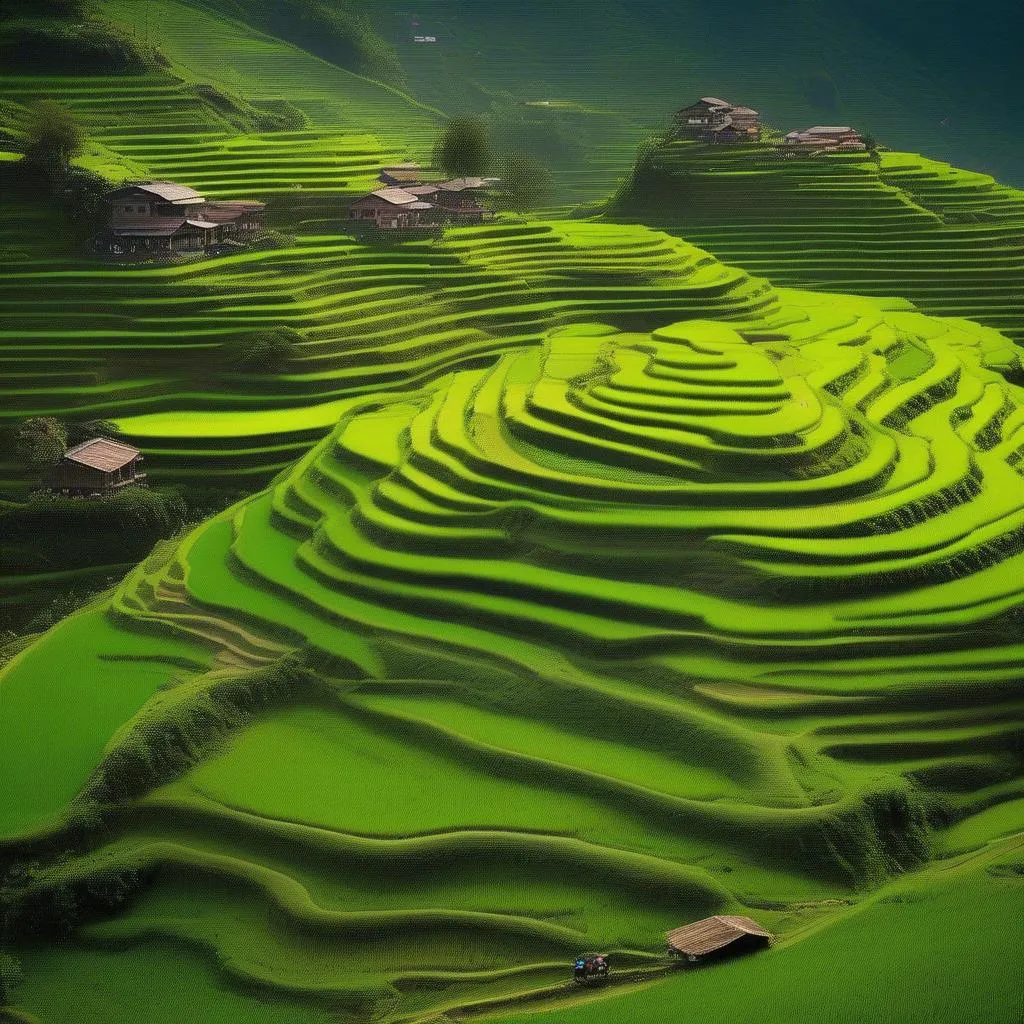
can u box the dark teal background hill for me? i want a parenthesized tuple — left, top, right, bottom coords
(357, 0, 1022, 185)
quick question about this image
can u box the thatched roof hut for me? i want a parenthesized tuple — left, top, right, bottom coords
(666, 915, 772, 962)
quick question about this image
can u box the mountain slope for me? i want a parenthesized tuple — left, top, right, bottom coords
(4, 274, 1023, 1021)
(608, 139, 1024, 358)
(363, 0, 1024, 186)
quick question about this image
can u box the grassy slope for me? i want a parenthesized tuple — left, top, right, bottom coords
(609, 140, 1024, 354)
(364, 0, 1024, 188)
(13, 943, 334, 1024)
(0, 222, 775, 494)
(2, 5, 1023, 1021)
(4, 284, 1023, 1021)
(498, 835, 1024, 1024)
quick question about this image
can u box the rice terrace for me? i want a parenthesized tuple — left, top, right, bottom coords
(0, 2, 1022, 1022)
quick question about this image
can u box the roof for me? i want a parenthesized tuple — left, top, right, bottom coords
(381, 167, 422, 182)
(110, 217, 187, 237)
(110, 216, 215, 236)
(666, 916, 772, 957)
(63, 437, 140, 473)
(407, 201, 435, 210)
(200, 201, 264, 224)
(700, 96, 732, 107)
(361, 187, 421, 206)
(107, 181, 206, 205)
(437, 177, 499, 191)
(406, 184, 442, 196)
(730, 106, 759, 115)
(804, 126, 858, 134)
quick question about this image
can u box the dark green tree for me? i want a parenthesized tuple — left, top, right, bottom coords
(220, 327, 301, 373)
(23, 100, 83, 182)
(433, 116, 494, 178)
(3, 0, 86, 19)
(14, 417, 67, 473)
(0, 950, 24, 1007)
(496, 151, 554, 213)
(66, 419, 121, 448)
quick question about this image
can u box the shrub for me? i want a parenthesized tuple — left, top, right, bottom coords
(495, 151, 554, 213)
(23, 581, 112, 635)
(220, 327, 301, 373)
(0, 951, 24, 1006)
(21, 100, 82, 185)
(83, 655, 321, 805)
(251, 99, 308, 132)
(13, 416, 67, 473)
(65, 419, 121, 449)
(14, 487, 189, 547)
(249, 228, 295, 250)
(6, 883, 78, 940)
(0, 22, 145, 75)
(55, 166, 110, 232)
(433, 116, 494, 178)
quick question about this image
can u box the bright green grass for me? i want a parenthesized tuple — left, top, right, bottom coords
(499, 838, 1024, 1024)
(174, 703, 799, 888)
(0, 222, 774, 495)
(941, 798, 1024, 854)
(11, 944, 334, 1024)
(0, 606, 212, 836)
(115, 396, 359, 439)
(353, 694, 750, 802)
(612, 142, 1024, 351)
(5, 303, 1024, 1022)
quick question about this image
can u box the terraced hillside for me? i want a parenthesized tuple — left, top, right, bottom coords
(3, 284, 1022, 1021)
(610, 140, 1024, 355)
(0, 0, 441, 229)
(0, 222, 776, 494)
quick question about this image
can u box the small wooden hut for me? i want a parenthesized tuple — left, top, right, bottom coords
(43, 437, 146, 497)
(666, 916, 772, 965)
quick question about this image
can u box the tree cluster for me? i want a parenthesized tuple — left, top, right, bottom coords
(5, 416, 123, 473)
(1, 0, 86, 20)
(0, 22, 147, 76)
(0, 950, 24, 1007)
(219, 326, 301, 373)
(432, 117, 554, 213)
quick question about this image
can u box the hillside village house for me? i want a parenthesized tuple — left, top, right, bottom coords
(781, 126, 867, 151)
(43, 437, 146, 497)
(674, 97, 761, 142)
(349, 187, 439, 229)
(350, 176, 498, 231)
(94, 181, 266, 255)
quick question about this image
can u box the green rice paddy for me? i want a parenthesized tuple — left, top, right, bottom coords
(1, 4, 1022, 1021)
(3, 279, 1022, 1020)
(612, 140, 1024, 354)
(0, 222, 775, 492)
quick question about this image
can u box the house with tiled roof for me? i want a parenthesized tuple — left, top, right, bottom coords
(674, 97, 761, 142)
(95, 181, 266, 256)
(782, 126, 867, 151)
(348, 175, 499, 232)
